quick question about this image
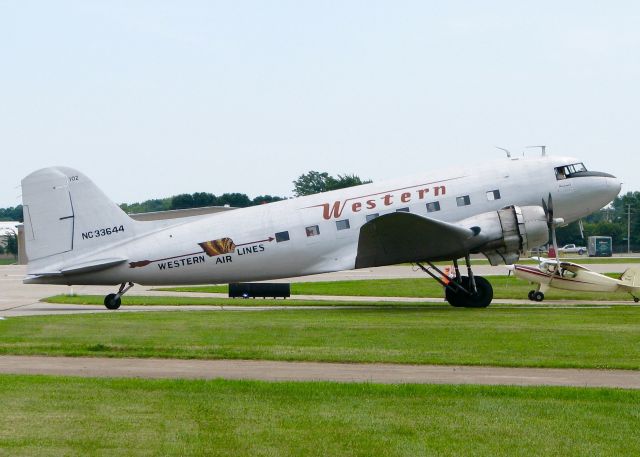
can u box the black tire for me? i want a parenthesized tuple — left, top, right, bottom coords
(533, 291, 544, 302)
(445, 279, 466, 307)
(634, 297, 639, 303)
(445, 276, 493, 308)
(104, 293, 121, 310)
(528, 290, 536, 301)
(578, 249, 585, 255)
(465, 276, 493, 308)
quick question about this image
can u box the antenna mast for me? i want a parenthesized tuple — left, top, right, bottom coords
(527, 145, 547, 156)
(495, 146, 511, 158)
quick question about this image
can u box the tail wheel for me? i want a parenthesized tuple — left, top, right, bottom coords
(104, 293, 122, 310)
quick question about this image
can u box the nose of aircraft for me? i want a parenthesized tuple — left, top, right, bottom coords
(551, 170, 622, 223)
(593, 172, 622, 210)
(606, 175, 623, 201)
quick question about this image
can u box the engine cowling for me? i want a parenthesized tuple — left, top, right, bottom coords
(459, 205, 549, 265)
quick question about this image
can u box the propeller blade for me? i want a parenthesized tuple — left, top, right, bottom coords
(541, 193, 559, 272)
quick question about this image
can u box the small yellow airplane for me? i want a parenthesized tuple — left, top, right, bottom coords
(509, 259, 640, 302)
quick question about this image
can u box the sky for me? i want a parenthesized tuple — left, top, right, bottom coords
(1, 1, 639, 208)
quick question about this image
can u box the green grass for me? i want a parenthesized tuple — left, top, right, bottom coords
(0, 258, 15, 265)
(153, 275, 638, 301)
(1, 308, 639, 369)
(0, 375, 638, 457)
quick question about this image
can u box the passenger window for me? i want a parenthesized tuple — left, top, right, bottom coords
(336, 219, 350, 230)
(486, 190, 501, 201)
(426, 201, 440, 213)
(305, 225, 320, 237)
(456, 195, 471, 207)
(365, 213, 379, 222)
(396, 207, 409, 212)
(275, 231, 290, 242)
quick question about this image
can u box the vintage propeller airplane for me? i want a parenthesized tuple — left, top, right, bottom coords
(510, 259, 640, 302)
(20, 155, 621, 309)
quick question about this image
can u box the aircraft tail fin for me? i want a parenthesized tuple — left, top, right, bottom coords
(21, 167, 136, 267)
(620, 267, 640, 288)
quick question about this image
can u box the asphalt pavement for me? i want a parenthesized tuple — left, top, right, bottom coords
(0, 356, 638, 389)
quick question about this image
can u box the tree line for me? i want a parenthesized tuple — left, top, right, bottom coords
(0, 231, 18, 257)
(120, 192, 286, 214)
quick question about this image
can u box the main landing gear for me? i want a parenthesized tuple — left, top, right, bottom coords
(528, 290, 545, 302)
(416, 256, 493, 308)
(104, 282, 134, 310)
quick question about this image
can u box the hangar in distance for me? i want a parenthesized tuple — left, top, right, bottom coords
(20, 155, 621, 309)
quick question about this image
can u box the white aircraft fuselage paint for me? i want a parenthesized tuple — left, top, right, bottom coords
(25, 155, 621, 286)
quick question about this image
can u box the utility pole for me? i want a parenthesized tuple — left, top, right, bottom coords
(628, 204, 632, 254)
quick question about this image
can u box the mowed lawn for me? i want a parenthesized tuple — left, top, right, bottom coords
(0, 375, 638, 457)
(1, 308, 639, 369)
(154, 275, 638, 301)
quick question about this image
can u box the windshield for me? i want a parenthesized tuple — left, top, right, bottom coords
(554, 162, 588, 180)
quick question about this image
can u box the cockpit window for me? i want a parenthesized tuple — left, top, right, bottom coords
(555, 163, 587, 180)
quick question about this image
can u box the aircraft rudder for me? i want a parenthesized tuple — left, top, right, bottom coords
(21, 167, 136, 263)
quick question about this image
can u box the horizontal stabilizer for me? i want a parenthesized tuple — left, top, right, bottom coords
(25, 257, 128, 280)
(355, 212, 476, 268)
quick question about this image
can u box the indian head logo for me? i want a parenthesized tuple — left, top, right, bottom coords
(306, 178, 461, 220)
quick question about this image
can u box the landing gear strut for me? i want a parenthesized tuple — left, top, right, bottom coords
(104, 282, 134, 310)
(416, 256, 493, 308)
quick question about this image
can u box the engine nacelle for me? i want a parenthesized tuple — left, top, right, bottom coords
(459, 205, 549, 265)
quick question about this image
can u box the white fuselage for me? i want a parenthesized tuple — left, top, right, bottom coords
(29, 156, 621, 286)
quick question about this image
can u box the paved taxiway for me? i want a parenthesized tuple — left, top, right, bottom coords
(2, 263, 640, 317)
(1, 356, 638, 389)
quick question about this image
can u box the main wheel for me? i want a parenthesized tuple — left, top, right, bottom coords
(104, 293, 121, 310)
(528, 290, 536, 301)
(445, 276, 493, 308)
(533, 291, 544, 302)
(464, 276, 493, 308)
(445, 276, 470, 307)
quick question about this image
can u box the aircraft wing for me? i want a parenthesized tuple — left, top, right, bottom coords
(355, 212, 477, 268)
